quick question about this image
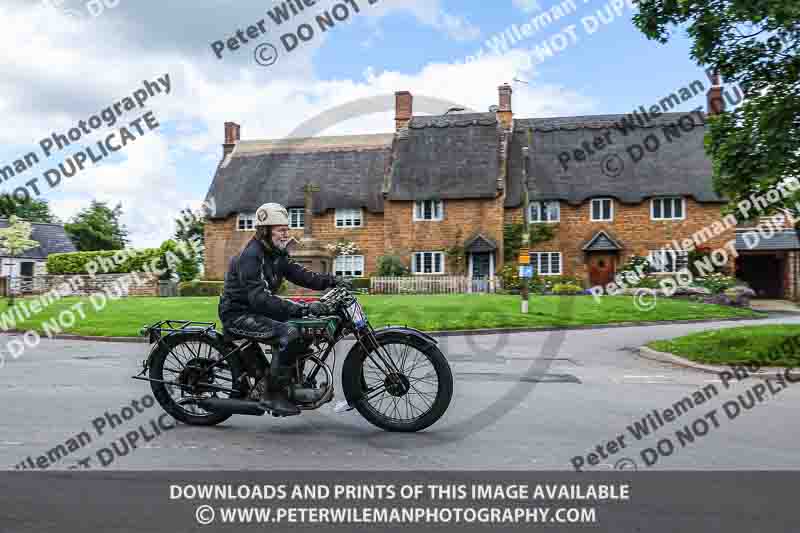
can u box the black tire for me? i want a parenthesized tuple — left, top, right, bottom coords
(342, 332, 453, 432)
(149, 332, 244, 426)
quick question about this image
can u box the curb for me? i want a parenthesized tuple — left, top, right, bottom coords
(0, 313, 769, 343)
(638, 345, 800, 377)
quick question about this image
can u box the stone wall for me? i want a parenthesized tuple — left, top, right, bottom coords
(40, 272, 161, 297)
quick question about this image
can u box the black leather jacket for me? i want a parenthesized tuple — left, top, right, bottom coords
(218, 237, 336, 323)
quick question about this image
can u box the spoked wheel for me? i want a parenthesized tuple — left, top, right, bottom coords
(342, 332, 453, 432)
(149, 334, 243, 426)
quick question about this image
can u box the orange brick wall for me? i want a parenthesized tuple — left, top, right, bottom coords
(204, 210, 387, 280)
(383, 198, 506, 274)
(205, 197, 730, 283)
(505, 198, 734, 283)
(205, 198, 506, 280)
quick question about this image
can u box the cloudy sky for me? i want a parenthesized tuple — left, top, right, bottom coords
(2, 0, 706, 248)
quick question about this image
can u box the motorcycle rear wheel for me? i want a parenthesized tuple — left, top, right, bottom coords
(149, 333, 244, 426)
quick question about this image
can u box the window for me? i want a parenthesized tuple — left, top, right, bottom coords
(591, 198, 613, 221)
(528, 201, 560, 223)
(237, 212, 255, 231)
(289, 208, 304, 229)
(335, 208, 363, 228)
(334, 255, 364, 277)
(414, 200, 444, 221)
(412, 252, 445, 274)
(648, 249, 689, 273)
(530, 252, 562, 275)
(651, 197, 685, 220)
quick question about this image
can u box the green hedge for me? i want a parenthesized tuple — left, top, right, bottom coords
(47, 249, 162, 275)
(179, 281, 224, 297)
(350, 277, 371, 291)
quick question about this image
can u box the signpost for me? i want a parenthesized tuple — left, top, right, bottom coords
(520, 145, 531, 314)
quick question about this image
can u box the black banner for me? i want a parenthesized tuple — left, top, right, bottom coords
(1, 471, 796, 532)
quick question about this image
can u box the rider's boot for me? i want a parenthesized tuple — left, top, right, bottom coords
(259, 365, 300, 416)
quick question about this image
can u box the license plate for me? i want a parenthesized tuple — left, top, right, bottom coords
(347, 300, 366, 328)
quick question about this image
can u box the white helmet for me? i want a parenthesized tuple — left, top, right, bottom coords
(254, 203, 289, 226)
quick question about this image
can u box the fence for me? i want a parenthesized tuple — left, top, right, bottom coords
(4, 276, 46, 296)
(370, 276, 502, 295)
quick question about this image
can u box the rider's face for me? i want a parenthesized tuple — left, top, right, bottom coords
(271, 225, 291, 250)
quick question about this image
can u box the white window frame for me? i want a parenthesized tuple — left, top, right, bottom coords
(530, 251, 562, 275)
(648, 249, 689, 273)
(650, 197, 685, 221)
(237, 212, 255, 231)
(528, 201, 560, 223)
(591, 198, 614, 222)
(335, 208, 363, 228)
(412, 251, 445, 275)
(288, 208, 305, 229)
(334, 255, 364, 277)
(413, 200, 444, 221)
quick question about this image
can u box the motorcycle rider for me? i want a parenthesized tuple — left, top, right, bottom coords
(218, 202, 351, 416)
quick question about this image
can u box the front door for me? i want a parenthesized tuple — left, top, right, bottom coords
(472, 253, 491, 279)
(588, 253, 616, 287)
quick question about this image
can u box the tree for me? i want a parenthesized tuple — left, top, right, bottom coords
(174, 207, 206, 268)
(0, 193, 57, 223)
(158, 239, 199, 282)
(0, 216, 40, 306)
(64, 200, 129, 251)
(633, 1, 800, 219)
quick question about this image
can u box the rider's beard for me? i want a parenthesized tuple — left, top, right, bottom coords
(271, 235, 289, 250)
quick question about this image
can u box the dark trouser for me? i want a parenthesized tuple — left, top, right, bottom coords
(224, 314, 307, 371)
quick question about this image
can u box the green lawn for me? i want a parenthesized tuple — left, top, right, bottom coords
(648, 325, 800, 367)
(0, 294, 761, 338)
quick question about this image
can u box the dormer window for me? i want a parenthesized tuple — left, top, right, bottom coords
(414, 200, 444, 221)
(237, 213, 255, 231)
(288, 208, 304, 229)
(591, 198, 614, 222)
(651, 197, 685, 220)
(528, 201, 560, 223)
(335, 208, 363, 228)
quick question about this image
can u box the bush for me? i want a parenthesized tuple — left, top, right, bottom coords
(499, 265, 582, 294)
(47, 248, 162, 275)
(350, 277, 371, 291)
(631, 276, 661, 289)
(552, 283, 583, 295)
(692, 273, 738, 294)
(376, 255, 409, 276)
(178, 281, 224, 296)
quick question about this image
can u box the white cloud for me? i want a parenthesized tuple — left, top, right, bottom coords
(512, 0, 543, 13)
(365, 0, 481, 42)
(1, 0, 594, 249)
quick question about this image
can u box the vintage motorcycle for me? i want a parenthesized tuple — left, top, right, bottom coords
(132, 287, 453, 432)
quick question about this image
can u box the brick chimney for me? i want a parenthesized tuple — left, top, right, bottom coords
(706, 73, 724, 115)
(395, 91, 413, 131)
(497, 84, 513, 129)
(223, 121, 241, 157)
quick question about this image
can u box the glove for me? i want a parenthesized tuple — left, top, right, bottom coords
(307, 301, 328, 317)
(334, 276, 353, 290)
(291, 302, 310, 318)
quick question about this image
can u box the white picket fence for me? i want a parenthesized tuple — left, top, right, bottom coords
(370, 276, 502, 294)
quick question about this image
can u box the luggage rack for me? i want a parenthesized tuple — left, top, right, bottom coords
(139, 319, 217, 344)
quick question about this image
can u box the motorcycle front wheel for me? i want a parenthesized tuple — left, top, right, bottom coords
(342, 331, 453, 432)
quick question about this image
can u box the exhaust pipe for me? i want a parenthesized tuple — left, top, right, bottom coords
(196, 398, 266, 416)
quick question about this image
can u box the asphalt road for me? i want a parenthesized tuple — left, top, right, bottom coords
(2, 316, 799, 471)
